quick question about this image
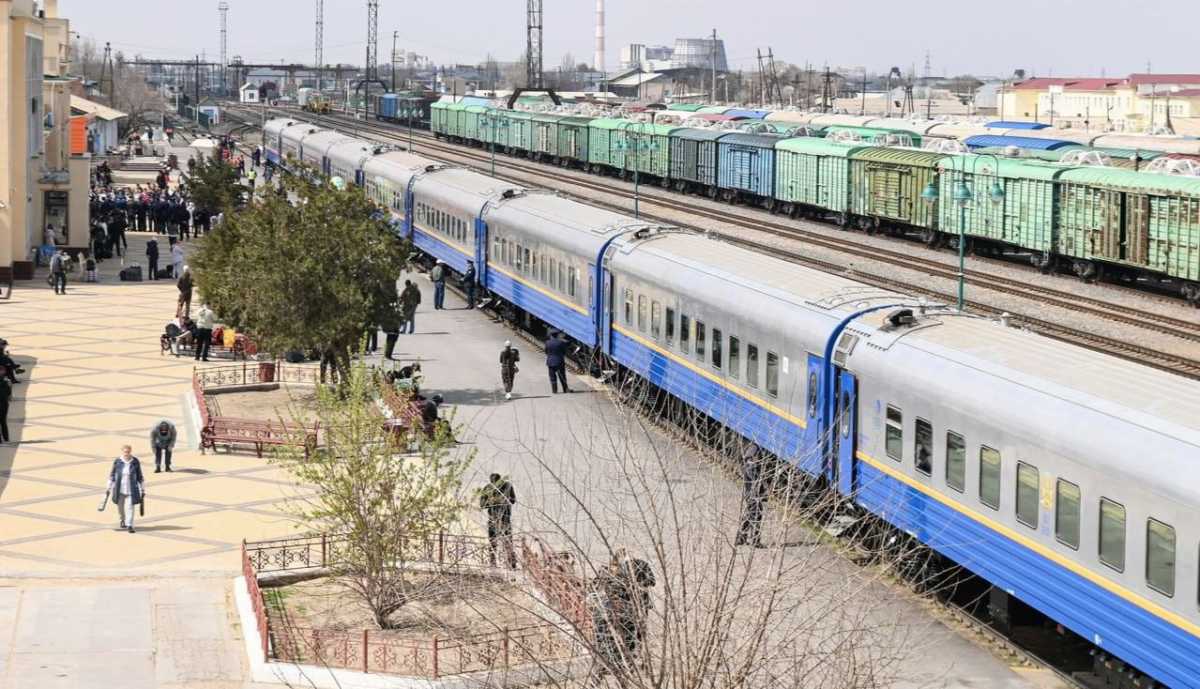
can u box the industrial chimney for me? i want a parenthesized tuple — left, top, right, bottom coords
(594, 0, 605, 76)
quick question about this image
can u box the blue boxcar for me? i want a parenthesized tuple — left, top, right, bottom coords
(716, 133, 785, 200)
(377, 93, 399, 121)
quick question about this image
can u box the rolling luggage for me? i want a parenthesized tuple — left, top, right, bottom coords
(119, 265, 143, 282)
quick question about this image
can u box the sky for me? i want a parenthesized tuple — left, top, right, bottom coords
(59, 0, 1200, 78)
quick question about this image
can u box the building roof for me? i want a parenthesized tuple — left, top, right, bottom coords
(1128, 73, 1200, 86)
(1168, 89, 1200, 97)
(609, 72, 665, 87)
(239, 83, 258, 92)
(1010, 78, 1087, 90)
(1062, 78, 1125, 91)
(70, 96, 126, 121)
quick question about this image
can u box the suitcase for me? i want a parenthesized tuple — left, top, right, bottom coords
(157, 267, 174, 279)
(119, 265, 143, 282)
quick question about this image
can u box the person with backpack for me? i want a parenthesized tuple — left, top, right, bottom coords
(49, 250, 70, 295)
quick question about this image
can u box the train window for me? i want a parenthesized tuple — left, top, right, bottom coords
(528, 251, 535, 275)
(1055, 479, 1080, 549)
(807, 372, 817, 416)
(637, 295, 647, 332)
(680, 315, 691, 353)
(665, 308, 676, 344)
(914, 419, 932, 475)
(493, 236, 501, 260)
(885, 406, 903, 461)
(712, 329, 723, 370)
(695, 321, 706, 359)
(765, 352, 779, 398)
(728, 337, 740, 379)
(747, 344, 759, 387)
(1099, 498, 1126, 572)
(540, 255, 548, 284)
(623, 289, 633, 325)
(568, 267, 578, 299)
(651, 302, 662, 340)
(840, 390, 852, 438)
(945, 432, 965, 492)
(523, 248, 532, 273)
(1146, 519, 1175, 596)
(1016, 462, 1039, 529)
(549, 260, 558, 290)
(979, 447, 1001, 510)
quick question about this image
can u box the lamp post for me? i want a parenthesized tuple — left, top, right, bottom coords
(922, 152, 1004, 311)
(615, 121, 657, 219)
(406, 105, 415, 153)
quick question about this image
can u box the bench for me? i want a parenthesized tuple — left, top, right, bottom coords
(201, 417, 318, 457)
(162, 333, 248, 360)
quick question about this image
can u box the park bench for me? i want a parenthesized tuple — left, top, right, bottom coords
(201, 417, 318, 458)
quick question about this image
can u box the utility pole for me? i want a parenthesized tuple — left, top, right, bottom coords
(710, 29, 718, 103)
(756, 49, 765, 105)
(820, 64, 832, 113)
(99, 41, 112, 104)
(766, 48, 783, 106)
(194, 55, 201, 120)
(362, 0, 379, 118)
(391, 31, 398, 92)
(527, 0, 543, 88)
(315, 0, 324, 90)
(218, 1, 228, 96)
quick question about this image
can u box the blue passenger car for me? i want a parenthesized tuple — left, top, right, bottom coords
(716, 133, 786, 203)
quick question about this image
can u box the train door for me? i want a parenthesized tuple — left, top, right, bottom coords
(1124, 193, 1151, 265)
(802, 354, 825, 477)
(833, 369, 858, 495)
(474, 217, 489, 286)
(600, 270, 616, 355)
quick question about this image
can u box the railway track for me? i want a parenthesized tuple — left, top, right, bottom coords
(221, 106, 1200, 380)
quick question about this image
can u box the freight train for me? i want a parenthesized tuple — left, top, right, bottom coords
(261, 116, 1200, 689)
(373, 92, 439, 128)
(431, 104, 1200, 304)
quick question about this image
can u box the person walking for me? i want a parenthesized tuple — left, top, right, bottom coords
(380, 297, 402, 360)
(430, 261, 447, 310)
(479, 473, 517, 569)
(105, 445, 145, 533)
(463, 261, 477, 309)
(194, 303, 215, 361)
(400, 279, 421, 334)
(499, 340, 520, 400)
(146, 237, 159, 280)
(0, 372, 11, 443)
(171, 242, 185, 279)
(544, 331, 570, 394)
(251, 146, 261, 168)
(49, 249, 69, 295)
(735, 442, 769, 548)
(247, 167, 257, 190)
(150, 420, 177, 473)
(176, 267, 193, 317)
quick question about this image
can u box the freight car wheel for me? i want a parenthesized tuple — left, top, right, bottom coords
(765, 199, 778, 213)
(836, 213, 850, 228)
(920, 228, 941, 247)
(1030, 252, 1054, 274)
(674, 180, 687, 193)
(706, 186, 718, 199)
(1182, 283, 1200, 306)
(1072, 260, 1099, 282)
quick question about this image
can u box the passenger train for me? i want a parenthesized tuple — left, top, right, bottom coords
(262, 116, 1200, 689)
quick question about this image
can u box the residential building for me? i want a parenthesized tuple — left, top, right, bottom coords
(70, 95, 126, 153)
(1, 0, 91, 281)
(999, 74, 1200, 131)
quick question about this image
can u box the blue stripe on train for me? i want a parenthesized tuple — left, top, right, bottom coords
(855, 461, 1200, 689)
(610, 330, 818, 475)
(484, 269, 594, 345)
(412, 230, 470, 274)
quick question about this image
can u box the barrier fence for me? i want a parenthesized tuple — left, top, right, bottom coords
(241, 532, 582, 677)
(194, 361, 322, 390)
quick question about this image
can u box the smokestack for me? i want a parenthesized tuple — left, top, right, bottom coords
(594, 0, 605, 76)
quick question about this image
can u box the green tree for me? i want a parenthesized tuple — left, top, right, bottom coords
(186, 155, 243, 214)
(274, 364, 472, 629)
(191, 171, 407, 373)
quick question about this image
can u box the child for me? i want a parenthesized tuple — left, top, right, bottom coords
(83, 250, 97, 282)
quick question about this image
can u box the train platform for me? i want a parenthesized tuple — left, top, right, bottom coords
(363, 270, 1068, 689)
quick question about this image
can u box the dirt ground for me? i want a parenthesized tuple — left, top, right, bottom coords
(266, 571, 546, 640)
(206, 385, 320, 424)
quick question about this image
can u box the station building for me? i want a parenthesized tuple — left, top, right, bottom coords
(0, 0, 91, 281)
(999, 74, 1200, 133)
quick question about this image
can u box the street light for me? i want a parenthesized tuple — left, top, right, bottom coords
(480, 111, 509, 178)
(615, 121, 657, 219)
(923, 153, 1004, 311)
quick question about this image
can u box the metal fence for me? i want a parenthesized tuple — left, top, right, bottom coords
(194, 362, 322, 390)
(242, 532, 580, 677)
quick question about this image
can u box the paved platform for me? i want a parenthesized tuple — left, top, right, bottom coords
(372, 271, 1066, 689)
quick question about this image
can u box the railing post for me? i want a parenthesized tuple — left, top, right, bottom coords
(432, 635, 439, 679)
(321, 534, 327, 567)
(362, 629, 369, 673)
(438, 532, 445, 564)
(242, 361, 247, 385)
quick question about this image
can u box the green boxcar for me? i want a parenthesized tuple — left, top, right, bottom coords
(588, 118, 629, 169)
(447, 103, 470, 139)
(848, 148, 945, 229)
(824, 125, 922, 148)
(557, 116, 594, 164)
(774, 138, 866, 214)
(461, 105, 487, 143)
(616, 122, 677, 178)
(938, 155, 1069, 253)
(667, 103, 706, 112)
(502, 110, 535, 151)
(1056, 168, 1200, 282)
(431, 101, 449, 136)
(531, 113, 565, 158)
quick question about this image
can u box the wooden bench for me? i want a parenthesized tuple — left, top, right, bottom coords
(162, 333, 247, 360)
(201, 417, 318, 457)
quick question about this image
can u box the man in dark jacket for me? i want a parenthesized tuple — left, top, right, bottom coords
(544, 331, 570, 394)
(399, 280, 421, 334)
(150, 420, 177, 472)
(735, 442, 770, 548)
(499, 340, 519, 400)
(105, 445, 145, 533)
(479, 473, 517, 568)
(177, 269, 194, 317)
(146, 238, 159, 280)
(107, 211, 127, 257)
(173, 202, 191, 240)
(462, 261, 477, 309)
